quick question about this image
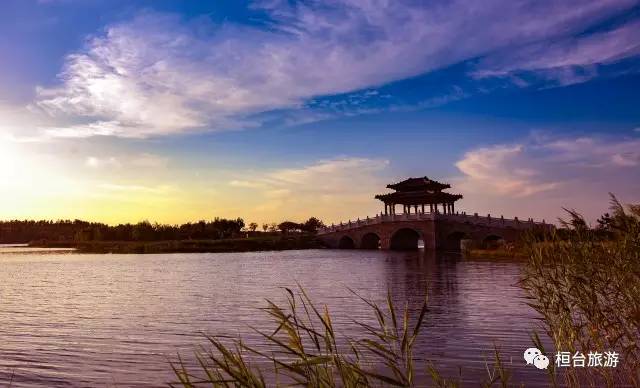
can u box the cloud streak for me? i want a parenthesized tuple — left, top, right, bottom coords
(227, 157, 391, 222)
(34, 0, 639, 138)
(473, 19, 640, 86)
(454, 132, 640, 222)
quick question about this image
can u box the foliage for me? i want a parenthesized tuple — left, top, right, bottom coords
(302, 217, 326, 233)
(0, 217, 246, 243)
(277, 221, 302, 234)
(277, 218, 326, 234)
(521, 195, 640, 387)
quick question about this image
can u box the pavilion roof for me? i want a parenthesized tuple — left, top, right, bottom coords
(374, 191, 463, 205)
(387, 176, 450, 192)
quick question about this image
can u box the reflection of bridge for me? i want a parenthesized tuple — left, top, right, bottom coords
(317, 212, 552, 250)
(318, 176, 553, 250)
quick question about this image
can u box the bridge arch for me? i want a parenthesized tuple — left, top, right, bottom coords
(444, 231, 469, 252)
(338, 235, 356, 249)
(483, 234, 504, 249)
(360, 232, 381, 249)
(390, 228, 422, 250)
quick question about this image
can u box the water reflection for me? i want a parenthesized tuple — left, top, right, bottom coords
(0, 249, 551, 386)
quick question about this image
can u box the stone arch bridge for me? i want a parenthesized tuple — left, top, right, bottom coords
(318, 213, 552, 251)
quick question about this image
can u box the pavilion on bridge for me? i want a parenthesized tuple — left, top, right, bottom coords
(375, 177, 463, 215)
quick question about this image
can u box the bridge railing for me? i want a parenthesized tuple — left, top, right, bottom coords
(317, 212, 551, 234)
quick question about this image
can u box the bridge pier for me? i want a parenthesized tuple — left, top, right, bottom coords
(380, 236, 391, 250)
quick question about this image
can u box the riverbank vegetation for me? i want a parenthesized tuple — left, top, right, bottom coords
(171, 195, 639, 387)
(520, 195, 640, 387)
(0, 217, 325, 253)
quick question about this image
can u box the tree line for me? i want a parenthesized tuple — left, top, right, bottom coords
(0, 217, 325, 244)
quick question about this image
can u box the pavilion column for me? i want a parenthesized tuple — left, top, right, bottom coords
(421, 204, 425, 213)
(384, 204, 388, 215)
(430, 203, 433, 213)
(451, 203, 455, 214)
(414, 205, 418, 214)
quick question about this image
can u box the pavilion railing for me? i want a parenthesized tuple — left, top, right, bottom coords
(317, 211, 551, 234)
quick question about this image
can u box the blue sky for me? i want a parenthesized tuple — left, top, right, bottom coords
(0, 0, 639, 224)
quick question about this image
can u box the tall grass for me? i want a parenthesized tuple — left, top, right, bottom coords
(520, 195, 640, 387)
(170, 286, 430, 387)
(170, 286, 515, 387)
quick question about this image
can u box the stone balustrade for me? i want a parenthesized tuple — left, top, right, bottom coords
(318, 212, 549, 235)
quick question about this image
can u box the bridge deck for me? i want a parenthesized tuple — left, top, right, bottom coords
(319, 212, 548, 235)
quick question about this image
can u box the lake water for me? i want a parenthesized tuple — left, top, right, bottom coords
(0, 248, 553, 387)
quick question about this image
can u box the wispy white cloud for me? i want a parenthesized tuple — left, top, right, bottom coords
(33, 0, 638, 138)
(229, 180, 266, 188)
(227, 157, 391, 222)
(85, 156, 120, 168)
(455, 145, 560, 197)
(472, 19, 640, 86)
(84, 153, 168, 169)
(454, 132, 640, 222)
(98, 183, 175, 194)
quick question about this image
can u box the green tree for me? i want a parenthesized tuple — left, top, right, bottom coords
(278, 221, 301, 234)
(301, 217, 325, 233)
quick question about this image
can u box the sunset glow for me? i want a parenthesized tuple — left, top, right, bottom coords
(0, 0, 638, 226)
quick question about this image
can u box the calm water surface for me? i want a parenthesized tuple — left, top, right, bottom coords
(0, 248, 552, 387)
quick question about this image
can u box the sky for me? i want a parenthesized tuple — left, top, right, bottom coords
(0, 0, 639, 226)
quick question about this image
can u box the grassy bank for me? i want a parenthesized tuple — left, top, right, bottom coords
(31, 235, 324, 254)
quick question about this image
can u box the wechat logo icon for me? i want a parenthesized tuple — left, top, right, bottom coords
(524, 347, 549, 370)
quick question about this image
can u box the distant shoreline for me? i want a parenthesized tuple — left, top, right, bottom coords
(29, 235, 324, 254)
